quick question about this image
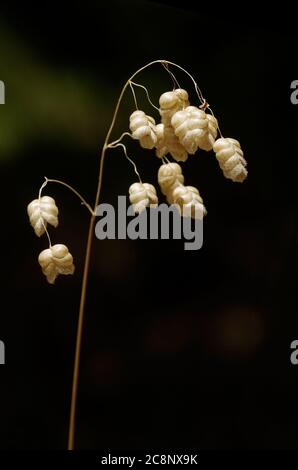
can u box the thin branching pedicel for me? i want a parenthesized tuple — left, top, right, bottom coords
(26, 59, 248, 450)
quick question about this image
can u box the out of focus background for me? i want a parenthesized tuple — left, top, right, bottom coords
(0, 0, 296, 450)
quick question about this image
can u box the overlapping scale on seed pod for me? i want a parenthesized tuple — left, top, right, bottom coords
(198, 113, 218, 151)
(171, 185, 207, 219)
(213, 137, 247, 182)
(27, 196, 59, 237)
(129, 110, 157, 149)
(168, 185, 206, 219)
(129, 182, 158, 214)
(155, 123, 188, 162)
(159, 88, 189, 126)
(171, 106, 208, 154)
(38, 244, 75, 284)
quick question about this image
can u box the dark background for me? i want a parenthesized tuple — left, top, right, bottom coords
(0, 0, 296, 451)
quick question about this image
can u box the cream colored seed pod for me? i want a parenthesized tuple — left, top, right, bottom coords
(171, 106, 208, 154)
(213, 137, 247, 182)
(159, 88, 189, 126)
(129, 182, 158, 214)
(155, 124, 188, 162)
(27, 196, 59, 237)
(199, 114, 218, 151)
(155, 123, 168, 159)
(157, 162, 184, 196)
(129, 110, 157, 149)
(171, 185, 207, 219)
(38, 244, 75, 284)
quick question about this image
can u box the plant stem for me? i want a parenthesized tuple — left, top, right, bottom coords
(67, 59, 204, 450)
(45, 178, 94, 216)
(67, 213, 96, 450)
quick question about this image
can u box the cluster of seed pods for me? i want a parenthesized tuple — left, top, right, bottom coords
(27, 196, 75, 284)
(27, 75, 248, 284)
(128, 88, 247, 216)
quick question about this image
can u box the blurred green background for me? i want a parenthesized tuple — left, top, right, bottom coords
(0, 0, 296, 450)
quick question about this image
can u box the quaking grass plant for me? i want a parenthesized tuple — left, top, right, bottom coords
(27, 60, 248, 449)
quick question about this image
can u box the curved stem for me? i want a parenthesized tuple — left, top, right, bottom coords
(129, 80, 159, 111)
(206, 106, 223, 138)
(45, 178, 94, 216)
(108, 132, 133, 148)
(162, 60, 205, 103)
(108, 143, 142, 183)
(161, 61, 181, 90)
(129, 80, 138, 109)
(67, 214, 95, 450)
(38, 178, 52, 248)
(67, 58, 207, 450)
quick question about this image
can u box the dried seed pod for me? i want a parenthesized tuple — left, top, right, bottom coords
(171, 106, 208, 154)
(129, 182, 158, 214)
(170, 185, 207, 219)
(198, 114, 218, 151)
(27, 196, 59, 237)
(38, 244, 75, 284)
(213, 137, 247, 182)
(159, 88, 189, 126)
(129, 110, 157, 149)
(155, 123, 168, 158)
(157, 162, 184, 195)
(155, 124, 188, 162)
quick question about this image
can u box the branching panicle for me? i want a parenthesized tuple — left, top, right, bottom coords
(26, 59, 247, 450)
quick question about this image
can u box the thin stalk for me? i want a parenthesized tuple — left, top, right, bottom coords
(45, 178, 94, 216)
(67, 59, 206, 450)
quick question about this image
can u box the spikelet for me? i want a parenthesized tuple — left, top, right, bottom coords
(155, 123, 188, 162)
(198, 114, 218, 151)
(38, 244, 75, 284)
(155, 123, 168, 158)
(170, 185, 207, 219)
(27, 196, 59, 237)
(213, 137, 247, 182)
(129, 182, 158, 214)
(157, 162, 184, 196)
(159, 88, 189, 126)
(171, 106, 208, 154)
(129, 110, 157, 149)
